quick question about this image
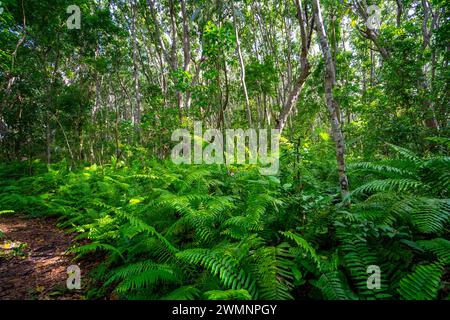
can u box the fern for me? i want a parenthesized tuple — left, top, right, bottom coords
(253, 243, 295, 300)
(203, 289, 252, 300)
(392, 197, 450, 233)
(114, 265, 180, 294)
(386, 143, 420, 163)
(312, 271, 357, 300)
(70, 242, 123, 260)
(348, 162, 415, 178)
(280, 231, 321, 270)
(93, 201, 178, 254)
(160, 286, 201, 300)
(352, 179, 424, 195)
(1, 149, 447, 301)
(398, 262, 444, 300)
(416, 238, 450, 264)
(176, 248, 257, 297)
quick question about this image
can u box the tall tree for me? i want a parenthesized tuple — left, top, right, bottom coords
(276, 0, 313, 133)
(313, 0, 350, 199)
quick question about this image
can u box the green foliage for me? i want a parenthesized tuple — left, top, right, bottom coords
(398, 262, 444, 300)
(245, 57, 279, 96)
(0, 143, 447, 300)
(344, 144, 449, 300)
(416, 238, 450, 265)
(0, 0, 448, 303)
(176, 248, 257, 297)
(313, 271, 356, 300)
(203, 289, 252, 300)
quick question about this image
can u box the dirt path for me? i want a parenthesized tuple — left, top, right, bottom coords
(0, 215, 87, 300)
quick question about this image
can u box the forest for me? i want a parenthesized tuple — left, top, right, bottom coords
(0, 0, 449, 302)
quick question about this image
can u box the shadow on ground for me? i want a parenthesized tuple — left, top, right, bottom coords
(0, 215, 88, 300)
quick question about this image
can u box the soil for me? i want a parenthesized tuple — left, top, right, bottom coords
(0, 215, 89, 300)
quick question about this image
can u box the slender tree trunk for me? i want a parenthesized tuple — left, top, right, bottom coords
(55, 115, 75, 169)
(276, 0, 312, 133)
(395, 0, 403, 27)
(131, 0, 141, 127)
(420, 0, 439, 129)
(46, 123, 52, 166)
(313, 0, 350, 200)
(217, 59, 229, 129)
(168, 0, 182, 118)
(232, 6, 252, 127)
(180, 0, 192, 111)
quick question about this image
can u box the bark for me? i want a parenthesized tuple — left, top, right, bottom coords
(168, 0, 182, 117)
(313, 0, 350, 200)
(276, 0, 312, 133)
(395, 0, 403, 27)
(217, 59, 230, 129)
(146, 0, 174, 108)
(168, 0, 177, 71)
(146, 0, 170, 63)
(46, 123, 52, 166)
(54, 115, 75, 169)
(419, 0, 440, 129)
(284, 13, 293, 100)
(180, 0, 192, 110)
(232, 6, 252, 127)
(93, 47, 101, 119)
(180, 0, 191, 72)
(421, 0, 438, 49)
(131, 0, 141, 126)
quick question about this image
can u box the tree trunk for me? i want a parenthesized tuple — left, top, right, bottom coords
(313, 0, 350, 200)
(232, 6, 252, 127)
(276, 0, 312, 133)
(180, 0, 192, 110)
(395, 0, 403, 27)
(131, 0, 141, 127)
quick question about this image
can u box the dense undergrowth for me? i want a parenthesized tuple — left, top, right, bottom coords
(0, 144, 448, 300)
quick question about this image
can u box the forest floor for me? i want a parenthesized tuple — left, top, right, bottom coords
(0, 215, 89, 300)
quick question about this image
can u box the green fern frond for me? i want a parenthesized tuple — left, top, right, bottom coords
(398, 262, 444, 300)
(160, 286, 200, 300)
(176, 248, 257, 297)
(386, 143, 420, 162)
(203, 289, 252, 300)
(420, 157, 450, 192)
(340, 239, 388, 299)
(106, 260, 160, 286)
(114, 264, 181, 294)
(352, 179, 424, 195)
(253, 243, 295, 300)
(416, 238, 450, 264)
(93, 201, 178, 254)
(70, 242, 123, 260)
(392, 197, 450, 233)
(312, 271, 358, 300)
(348, 162, 415, 178)
(280, 231, 321, 270)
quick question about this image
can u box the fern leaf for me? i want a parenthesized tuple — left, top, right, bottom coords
(203, 289, 252, 300)
(280, 231, 321, 270)
(416, 238, 450, 264)
(398, 262, 444, 300)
